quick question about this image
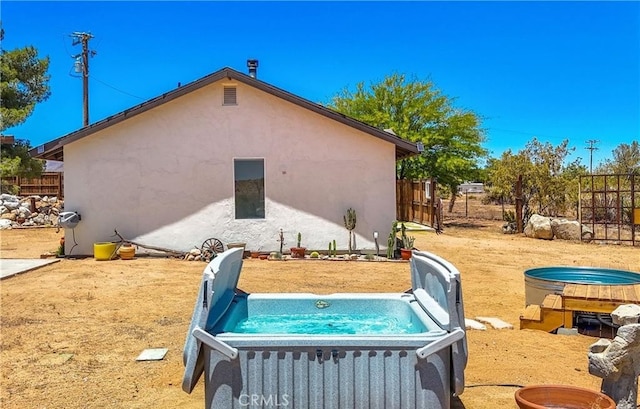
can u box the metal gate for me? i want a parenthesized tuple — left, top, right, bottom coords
(579, 174, 638, 245)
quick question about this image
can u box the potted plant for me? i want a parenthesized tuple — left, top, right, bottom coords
(290, 232, 306, 259)
(400, 235, 415, 260)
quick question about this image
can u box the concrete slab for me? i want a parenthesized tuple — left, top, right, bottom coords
(0, 258, 60, 279)
(465, 318, 487, 330)
(136, 348, 168, 361)
(475, 316, 514, 330)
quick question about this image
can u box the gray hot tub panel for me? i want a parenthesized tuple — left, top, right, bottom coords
(183, 248, 468, 408)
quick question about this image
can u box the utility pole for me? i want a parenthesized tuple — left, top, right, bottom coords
(586, 139, 599, 174)
(71, 32, 95, 127)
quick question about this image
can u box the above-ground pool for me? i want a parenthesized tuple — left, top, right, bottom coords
(183, 248, 468, 409)
(524, 266, 640, 306)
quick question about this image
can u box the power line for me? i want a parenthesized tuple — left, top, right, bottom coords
(586, 139, 599, 174)
(487, 127, 570, 142)
(92, 76, 145, 100)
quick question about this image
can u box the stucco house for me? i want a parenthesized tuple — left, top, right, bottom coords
(33, 63, 418, 256)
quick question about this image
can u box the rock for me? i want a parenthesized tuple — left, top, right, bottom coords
(581, 225, 594, 242)
(0, 219, 11, 229)
(549, 218, 594, 242)
(1, 212, 16, 221)
(588, 317, 640, 409)
(18, 206, 31, 217)
(502, 222, 517, 234)
(0, 194, 63, 227)
(0, 193, 18, 202)
(612, 304, 640, 326)
(3, 201, 20, 210)
(551, 218, 582, 240)
(189, 248, 201, 256)
(524, 214, 553, 240)
(589, 338, 612, 354)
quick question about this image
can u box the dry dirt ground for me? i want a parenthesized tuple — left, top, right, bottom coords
(1, 218, 639, 409)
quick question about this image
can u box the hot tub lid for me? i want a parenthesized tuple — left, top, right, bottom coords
(182, 247, 244, 393)
(410, 250, 468, 396)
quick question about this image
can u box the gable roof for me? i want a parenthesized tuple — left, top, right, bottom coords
(30, 67, 419, 161)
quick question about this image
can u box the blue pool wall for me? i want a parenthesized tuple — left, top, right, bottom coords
(524, 266, 640, 306)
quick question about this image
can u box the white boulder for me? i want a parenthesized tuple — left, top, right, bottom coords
(524, 214, 554, 240)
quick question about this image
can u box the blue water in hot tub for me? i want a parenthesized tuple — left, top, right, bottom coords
(233, 313, 421, 335)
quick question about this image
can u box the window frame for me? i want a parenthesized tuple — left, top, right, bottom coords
(233, 158, 266, 220)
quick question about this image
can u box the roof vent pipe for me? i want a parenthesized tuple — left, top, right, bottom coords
(247, 59, 259, 78)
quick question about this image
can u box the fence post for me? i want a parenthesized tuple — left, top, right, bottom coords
(58, 173, 63, 198)
(516, 175, 523, 233)
(432, 178, 438, 229)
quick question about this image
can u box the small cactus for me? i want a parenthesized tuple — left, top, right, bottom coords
(277, 229, 285, 254)
(387, 220, 399, 259)
(343, 208, 357, 254)
(297, 232, 302, 248)
(402, 235, 415, 249)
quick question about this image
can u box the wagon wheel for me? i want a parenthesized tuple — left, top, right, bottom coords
(201, 238, 224, 261)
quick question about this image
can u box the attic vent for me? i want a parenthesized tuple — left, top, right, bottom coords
(223, 86, 237, 105)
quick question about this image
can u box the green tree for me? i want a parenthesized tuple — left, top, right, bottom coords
(485, 138, 586, 221)
(1, 28, 51, 130)
(0, 138, 44, 194)
(485, 149, 534, 218)
(0, 28, 49, 193)
(526, 138, 582, 215)
(598, 141, 640, 175)
(328, 73, 486, 207)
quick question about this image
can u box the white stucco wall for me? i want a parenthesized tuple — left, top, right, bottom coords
(63, 80, 398, 255)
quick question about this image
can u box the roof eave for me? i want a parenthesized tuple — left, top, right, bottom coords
(30, 67, 419, 160)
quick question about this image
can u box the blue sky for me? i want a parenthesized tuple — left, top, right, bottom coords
(2, 1, 638, 167)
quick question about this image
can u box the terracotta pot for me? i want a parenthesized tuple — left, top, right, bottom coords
(259, 254, 268, 260)
(290, 247, 306, 259)
(250, 252, 260, 259)
(515, 384, 615, 409)
(117, 244, 136, 260)
(400, 248, 412, 260)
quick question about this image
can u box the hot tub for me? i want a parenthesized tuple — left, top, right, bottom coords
(183, 248, 467, 409)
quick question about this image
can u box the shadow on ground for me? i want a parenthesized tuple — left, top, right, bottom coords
(451, 396, 466, 408)
(444, 219, 493, 229)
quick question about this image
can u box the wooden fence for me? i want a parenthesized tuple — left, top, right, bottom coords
(1, 173, 64, 198)
(396, 179, 438, 227)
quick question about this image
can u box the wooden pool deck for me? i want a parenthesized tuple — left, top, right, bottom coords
(520, 283, 640, 332)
